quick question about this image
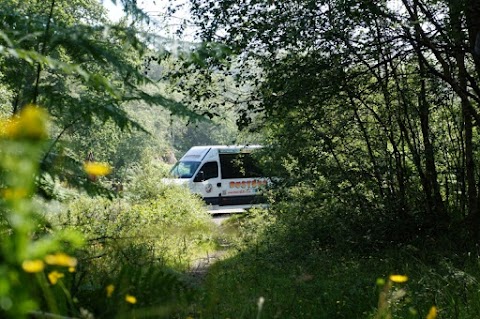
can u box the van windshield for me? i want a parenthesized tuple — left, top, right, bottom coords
(170, 161, 200, 179)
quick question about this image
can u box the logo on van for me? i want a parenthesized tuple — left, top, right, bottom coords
(229, 179, 267, 189)
(205, 183, 213, 193)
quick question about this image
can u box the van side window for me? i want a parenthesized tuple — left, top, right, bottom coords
(220, 153, 263, 178)
(194, 161, 219, 182)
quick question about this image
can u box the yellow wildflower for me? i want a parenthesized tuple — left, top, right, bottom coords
(426, 306, 437, 319)
(389, 274, 408, 283)
(48, 271, 64, 285)
(22, 259, 45, 273)
(83, 162, 112, 176)
(1, 188, 28, 200)
(106, 284, 115, 298)
(125, 294, 137, 304)
(1, 117, 19, 139)
(1, 105, 49, 140)
(45, 253, 77, 267)
(68, 267, 76, 273)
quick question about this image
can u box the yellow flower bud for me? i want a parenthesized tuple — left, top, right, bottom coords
(1, 188, 28, 200)
(125, 294, 137, 304)
(426, 306, 437, 319)
(389, 274, 408, 283)
(1, 105, 49, 140)
(22, 259, 45, 273)
(83, 162, 112, 176)
(106, 284, 115, 298)
(48, 271, 64, 285)
(45, 253, 77, 267)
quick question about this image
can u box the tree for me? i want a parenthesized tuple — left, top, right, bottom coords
(0, 0, 204, 195)
(188, 0, 480, 242)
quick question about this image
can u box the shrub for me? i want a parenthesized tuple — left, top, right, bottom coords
(43, 157, 217, 317)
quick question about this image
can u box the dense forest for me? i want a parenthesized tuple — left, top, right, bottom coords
(1, 0, 480, 318)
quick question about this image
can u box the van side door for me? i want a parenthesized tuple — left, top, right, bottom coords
(192, 161, 222, 205)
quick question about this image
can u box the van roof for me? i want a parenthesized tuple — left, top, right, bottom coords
(180, 145, 262, 162)
(189, 145, 262, 150)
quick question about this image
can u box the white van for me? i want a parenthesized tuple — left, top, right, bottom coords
(168, 145, 268, 206)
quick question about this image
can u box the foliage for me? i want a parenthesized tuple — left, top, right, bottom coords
(1, 105, 219, 318)
(0, 0, 213, 198)
(0, 106, 84, 318)
(10, 0, 480, 317)
(0, 0, 265, 318)
(190, 209, 480, 319)
(65, 87, 241, 182)
(42, 156, 217, 317)
(188, 0, 480, 244)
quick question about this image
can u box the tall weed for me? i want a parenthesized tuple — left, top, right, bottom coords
(0, 106, 84, 318)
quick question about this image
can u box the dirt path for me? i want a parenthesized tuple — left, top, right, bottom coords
(188, 214, 233, 284)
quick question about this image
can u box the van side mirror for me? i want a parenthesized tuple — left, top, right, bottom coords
(194, 171, 205, 182)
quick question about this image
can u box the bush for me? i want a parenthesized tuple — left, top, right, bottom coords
(42, 157, 217, 317)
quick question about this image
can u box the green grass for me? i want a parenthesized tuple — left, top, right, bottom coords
(194, 249, 378, 318)
(185, 222, 480, 319)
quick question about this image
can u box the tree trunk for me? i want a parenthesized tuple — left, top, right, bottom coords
(450, 0, 480, 240)
(32, 0, 56, 105)
(466, 0, 480, 77)
(416, 49, 447, 223)
(350, 96, 385, 198)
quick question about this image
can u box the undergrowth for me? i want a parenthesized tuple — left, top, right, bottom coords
(41, 162, 219, 318)
(1, 105, 219, 318)
(186, 201, 480, 319)
(4, 106, 480, 319)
